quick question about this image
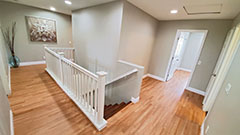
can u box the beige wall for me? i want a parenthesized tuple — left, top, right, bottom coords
(72, 1, 123, 70)
(118, 1, 158, 74)
(0, 77, 11, 135)
(203, 13, 240, 135)
(149, 20, 232, 92)
(232, 13, 240, 26)
(0, 2, 72, 62)
(0, 21, 11, 95)
(0, 21, 11, 135)
(203, 32, 240, 135)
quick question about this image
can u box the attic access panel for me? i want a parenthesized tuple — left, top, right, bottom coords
(183, 4, 222, 15)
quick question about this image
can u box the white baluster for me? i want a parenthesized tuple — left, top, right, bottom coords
(94, 80, 97, 115)
(58, 52, 64, 83)
(90, 78, 93, 113)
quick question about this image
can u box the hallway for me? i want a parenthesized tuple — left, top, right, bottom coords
(8, 65, 205, 135)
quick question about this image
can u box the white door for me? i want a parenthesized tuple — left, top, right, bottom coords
(0, 78, 11, 135)
(167, 32, 189, 81)
(203, 28, 235, 105)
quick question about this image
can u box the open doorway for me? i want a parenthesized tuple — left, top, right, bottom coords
(166, 29, 208, 86)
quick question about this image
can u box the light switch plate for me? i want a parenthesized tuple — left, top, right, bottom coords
(198, 60, 202, 65)
(225, 83, 232, 95)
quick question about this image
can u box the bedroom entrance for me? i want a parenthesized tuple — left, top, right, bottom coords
(166, 29, 208, 89)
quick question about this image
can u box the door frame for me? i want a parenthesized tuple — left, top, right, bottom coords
(203, 25, 240, 111)
(165, 29, 208, 87)
(202, 28, 235, 105)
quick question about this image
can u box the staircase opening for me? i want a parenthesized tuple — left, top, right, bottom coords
(104, 101, 131, 119)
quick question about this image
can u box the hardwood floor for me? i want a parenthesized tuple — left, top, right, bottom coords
(8, 65, 205, 135)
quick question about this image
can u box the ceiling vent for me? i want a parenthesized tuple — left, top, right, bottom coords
(183, 4, 222, 15)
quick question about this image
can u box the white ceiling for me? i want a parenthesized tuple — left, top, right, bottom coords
(128, 0, 240, 20)
(2, 0, 240, 20)
(3, 0, 117, 15)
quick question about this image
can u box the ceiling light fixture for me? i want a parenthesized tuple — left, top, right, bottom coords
(50, 6, 56, 11)
(170, 10, 178, 14)
(65, 0, 72, 5)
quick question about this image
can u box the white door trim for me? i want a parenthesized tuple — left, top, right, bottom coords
(165, 29, 208, 86)
(203, 25, 240, 111)
(203, 28, 235, 105)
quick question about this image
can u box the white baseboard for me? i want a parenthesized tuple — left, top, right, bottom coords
(131, 96, 139, 103)
(177, 67, 192, 72)
(147, 74, 166, 82)
(142, 74, 148, 79)
(186, 87, 205, 96)
(201, 121, 204, 135)
(10, 110, 14, 135)
(8, 64, 11, 95)
(20, 60, 46, 66)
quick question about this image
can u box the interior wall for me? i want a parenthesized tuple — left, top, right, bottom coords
(148, 20, 232, 92)
(0, 1, 72, 62)
(180, 32, 205, 71)
(118, 1, 158, 74)
(232, 13, 240, 26)
(0, 77, 11, 135)
(203, 13, 240, 135)
(0, 20, 11, 134)
(72, 1, 123, 71)
(0, 21, 11, 95)
(203, 32, 240, 135)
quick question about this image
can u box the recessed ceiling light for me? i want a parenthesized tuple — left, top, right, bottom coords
(170, 10, 178, 14)
(65, 0, 72, 5)
(50, 6, 56, 11)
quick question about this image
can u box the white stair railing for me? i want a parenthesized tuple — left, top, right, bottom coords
(44, 47, 107, 131)
(49, 47, 75, 62)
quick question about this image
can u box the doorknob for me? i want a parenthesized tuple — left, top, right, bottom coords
(212, 74, 217, 77)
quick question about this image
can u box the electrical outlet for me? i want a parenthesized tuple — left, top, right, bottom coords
(205, 125, 210, 134)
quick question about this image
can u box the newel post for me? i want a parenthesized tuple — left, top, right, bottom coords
(96, 71, 107, 124)
(58, 52, 64, 83)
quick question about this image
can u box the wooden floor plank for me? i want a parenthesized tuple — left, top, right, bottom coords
(8, 65, 205, 135)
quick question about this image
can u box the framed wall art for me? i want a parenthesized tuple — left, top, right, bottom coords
(26, 16, 57, 43)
